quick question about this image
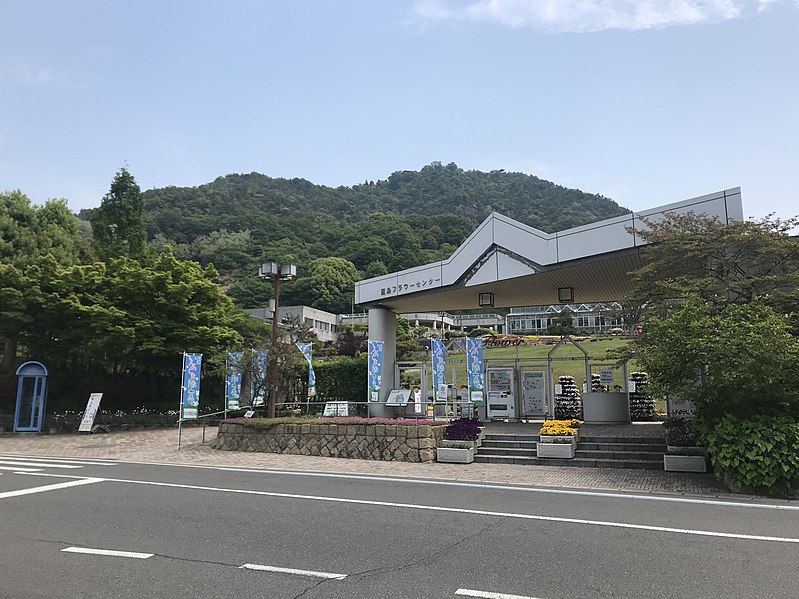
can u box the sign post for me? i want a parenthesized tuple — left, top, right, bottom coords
(78, 393, 103, 433)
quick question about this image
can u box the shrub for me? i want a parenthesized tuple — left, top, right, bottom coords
(701, 414, 799, 497)
(444, 417, 482, 441)
(663, 417, 696, 446)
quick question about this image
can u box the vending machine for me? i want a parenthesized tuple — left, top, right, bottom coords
(486, 367, 516, 420)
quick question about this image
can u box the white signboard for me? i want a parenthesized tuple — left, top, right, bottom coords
(600, 369, 614, 386)
(470, 390, 484, 403)
(227, 399, 240, 411)
(627, 381, 637, 393)
(386, 389, 412, 406)
(554, 384, 563, 396)
(323, 402, 349, 417)
(413, 388, 423, 414)
(667, 396, 697, 418)
(522, 371, 546, 416)
(243, 410, 255, 418)
(78, 393, 103, 432)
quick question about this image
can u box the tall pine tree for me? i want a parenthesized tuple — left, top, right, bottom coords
(90, 168, 147, 260)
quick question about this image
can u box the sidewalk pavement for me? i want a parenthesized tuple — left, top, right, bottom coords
(0, 426, 763, 501)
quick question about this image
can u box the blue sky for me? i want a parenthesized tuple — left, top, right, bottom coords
(1, 0, 797, 222)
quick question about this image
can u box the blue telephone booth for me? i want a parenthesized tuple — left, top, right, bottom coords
(13, 361, 48, 432)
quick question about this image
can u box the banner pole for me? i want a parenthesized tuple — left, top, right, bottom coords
(223, 355, 228, 422)
(177, 352, 185, 449)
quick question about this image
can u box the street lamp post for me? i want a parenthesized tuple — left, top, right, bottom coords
(258, 261, 297, 418)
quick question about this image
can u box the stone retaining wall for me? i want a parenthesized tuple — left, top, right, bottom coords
(213, 421, 445, 463)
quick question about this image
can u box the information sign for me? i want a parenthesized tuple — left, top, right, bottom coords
(323, 402, 349, 417)
(386, 389, 412, 406)
(600, 369, 614, 386)
(522, 371, 546, 415)
(78, 393, 103, 432)
(667, 396, 697, 417)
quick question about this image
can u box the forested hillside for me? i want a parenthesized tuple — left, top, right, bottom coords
(137, 162, 629, 312)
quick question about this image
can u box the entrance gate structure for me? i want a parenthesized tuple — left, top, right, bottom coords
(387, 336, 631, 423)
(356, 188, 743, 420)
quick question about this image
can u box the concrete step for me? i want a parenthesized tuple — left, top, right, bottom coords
(578, 442, 666, 453)
(481, 439, 538, 449)
(473, 455, 664, 469)
(477, 447, 537, 457)
(576, 449, 663, 462)
(579, 436, 665, 445)
(483, 434, 540, 442)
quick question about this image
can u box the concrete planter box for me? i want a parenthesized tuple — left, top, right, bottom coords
(664, 453, 708, 473)
(437, 446, 474, 464)
(441, 438, 479, 451)
(536, 442, 576, 459)
(539, 435, 576, 445)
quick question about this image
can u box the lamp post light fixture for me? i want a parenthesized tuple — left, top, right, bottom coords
(258, 262, 297, 418)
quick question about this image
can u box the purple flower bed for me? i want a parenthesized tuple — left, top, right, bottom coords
(224, 416, 446, 426)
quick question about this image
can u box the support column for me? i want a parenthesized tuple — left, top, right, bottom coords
(368, 308, 396, 418)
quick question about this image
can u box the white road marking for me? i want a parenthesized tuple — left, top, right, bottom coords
(62, 546, 153, 559)
(0, 456, 117, 466)
(456, 590, 540, 599)
(0, 460, 82, 469)
(0, 477, 103, 499)
(0, 465, 41, 472)
(85, 459, 799, 512)
(239, 563, 347, 579)
(17, 472, 799, 544)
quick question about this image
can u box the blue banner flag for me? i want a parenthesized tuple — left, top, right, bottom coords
(225, 352, 243, 411)
(431, 338, 447, 402)
(466, 337, 485, 403)
(367, 340, 384, 402)
(296, 343, 316, 397)
(180, 353, 202, 420)
(252, 350, 268, 407)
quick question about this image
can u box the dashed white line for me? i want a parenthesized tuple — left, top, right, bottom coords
(0, 465, 40, 472)
(0, 456, 117, 466)
(456, 590, 540, 599)
(239, 563, 347, 579)
(62, 546, 153, 559)
(0, 477, 103, 499)
(0, 460, 82, 469)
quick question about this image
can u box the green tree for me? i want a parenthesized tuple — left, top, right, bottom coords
(635, 298, 799, 422)
(90, 168, 147, 260)
(288, 257, 360, 314)
(630, 212, 799, 315)
(0, 191, 89, 372)
(547, 310, 577, 337)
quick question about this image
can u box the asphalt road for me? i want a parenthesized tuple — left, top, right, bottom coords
(0, 454, 797, 599)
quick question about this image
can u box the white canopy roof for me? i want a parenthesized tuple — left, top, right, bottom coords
(355, 187, 742, 312)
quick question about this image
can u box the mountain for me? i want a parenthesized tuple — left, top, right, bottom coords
(138, 162, 629, 311)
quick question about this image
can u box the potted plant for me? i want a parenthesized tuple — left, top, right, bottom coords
(437, 418, 481, 463)
(537, 420, 577, 458)
(663, 417, 708, 472)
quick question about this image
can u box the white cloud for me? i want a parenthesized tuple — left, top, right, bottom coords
(410, 0, 796, 32)
(0, 62, 66, 85)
